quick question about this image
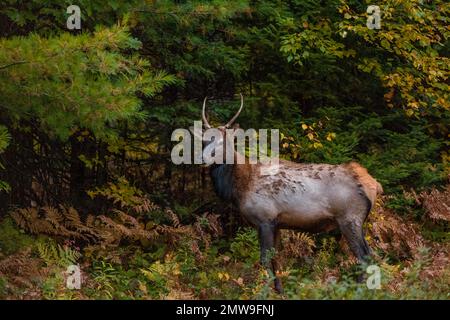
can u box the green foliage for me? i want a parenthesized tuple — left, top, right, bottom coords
(87, 176, 145, 208)
(276, 0, 448, 193)
(141, 257, 181, 298)
(41, 272, 68, 300)
(229, 228, 259, 264)
(385, 193, 421, 217)
(281, 0, 449, 116)
(421, 223, 449, 243)
(313, 237, 339, 272)
(90, 261, 121, 299)
(0, 0, 142, 35)
(0, 276, 7, 297)
(0, 218, 34, 255)
(0, 24, 176, 140)
(0, 126, 10, 192)
(359, 126, 444, 192)
(0, 126, 9, 153)
(88, 259, 149, 299)
(36, 238, 81, 268)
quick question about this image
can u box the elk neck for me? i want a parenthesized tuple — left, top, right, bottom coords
(210, 164, 235, 202)
(209, 156, 255, 205)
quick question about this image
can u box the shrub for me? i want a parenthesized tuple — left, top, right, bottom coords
(0, 217, 34, 255)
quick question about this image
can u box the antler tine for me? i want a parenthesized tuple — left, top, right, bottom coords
(202, 96, 212, 129)
(224, 93, 244, 128)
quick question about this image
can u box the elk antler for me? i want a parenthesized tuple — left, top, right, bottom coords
(224, 93, 244, 128)
(202, 96, 212, 129)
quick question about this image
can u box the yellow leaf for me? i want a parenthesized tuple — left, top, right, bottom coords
(218, 272, 230, 281)
(326, 132, 336, 141)
(380, 39, 390, 50)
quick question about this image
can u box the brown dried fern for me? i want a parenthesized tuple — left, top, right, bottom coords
(9, 204, 197, 251)
(420, 186, 450, 222)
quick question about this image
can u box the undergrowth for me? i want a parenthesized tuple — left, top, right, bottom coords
(0, 185, 448, 300)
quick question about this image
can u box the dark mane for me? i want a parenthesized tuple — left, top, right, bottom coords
(210, 164, 234, 201)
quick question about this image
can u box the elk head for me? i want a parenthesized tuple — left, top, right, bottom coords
(191, 94, 244, 165)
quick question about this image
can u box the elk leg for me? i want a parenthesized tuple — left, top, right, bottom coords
(273, 227, 283, 293)
(259, 223, 274, 266)
(362, 212, 372, 257)
(258, 222, 283, 293)
(338, 219, 371, 282)
(362, 230, 372, 256)
(338, 220, 369, 262)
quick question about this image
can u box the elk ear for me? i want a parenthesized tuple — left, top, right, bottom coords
(189, 126, 204, 141)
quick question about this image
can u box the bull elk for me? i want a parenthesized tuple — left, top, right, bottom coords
(195, 94, 383, 293)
